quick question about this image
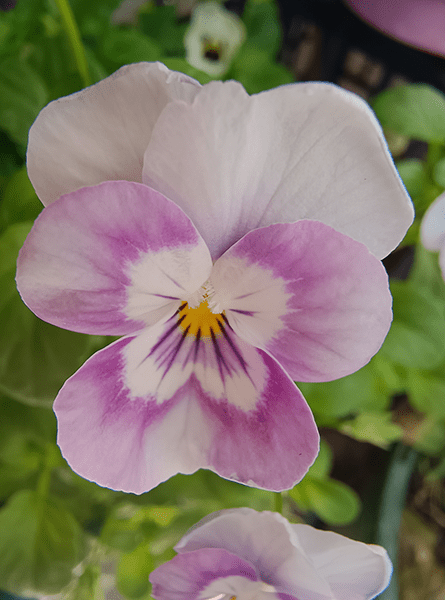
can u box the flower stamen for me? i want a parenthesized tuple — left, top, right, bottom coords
(178, 300, 225, 338)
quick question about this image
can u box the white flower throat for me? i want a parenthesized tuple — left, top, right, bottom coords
(186, 280, 223, 314)
(203, 581, 277, 600)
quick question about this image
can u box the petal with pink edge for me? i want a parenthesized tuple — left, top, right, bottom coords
(293, 524, 392, 600)
(27, 62, 201, 206)
(150, 548, 259, 600)
(54, 315, 319, 493)
(16, 181, 212, 336)
(210, 220, 392, 382)
(176, 509, 334, 600)
(143, 80, 413, 260)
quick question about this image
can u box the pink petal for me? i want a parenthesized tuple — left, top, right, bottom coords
(54, 313, 319, 493)
(17, 181, 212, 336)
(176, 509, 334, 600)
(210, 220, 392, 382)
(345, 0, 445, 57)
(27, 62, 201, 206)
(150, 548, 258, 600)
(143, 79, 413, 260)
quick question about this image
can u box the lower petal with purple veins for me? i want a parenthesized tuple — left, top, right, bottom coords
(54, 307, 319, 493)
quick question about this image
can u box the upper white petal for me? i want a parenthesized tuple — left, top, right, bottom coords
(27, 62, 201, 206)
(143, 79, 413, 259)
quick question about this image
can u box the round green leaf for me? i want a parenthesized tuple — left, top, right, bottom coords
(0, 490, 86, 595)
(381, 282, 445, 369)
(303, 478, 361, 525)
(396, 159, 428, 199)
(372, 84, 445, 143)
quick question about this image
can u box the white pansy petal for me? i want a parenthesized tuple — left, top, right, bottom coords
(293, 524, 392, 600)
(27, 62, 201, 206)
(421, 191, 445, 251)
(184, 2, 246, 77)
(143, 79, 413, 260)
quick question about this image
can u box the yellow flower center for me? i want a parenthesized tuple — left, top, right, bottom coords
(178, 300, 225, 338)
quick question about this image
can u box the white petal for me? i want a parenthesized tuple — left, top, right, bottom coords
(421, 191, 445, 251)
(143, 80, 413, 260)
(27, 62, 201, 206)
(293, 524, 392, 600)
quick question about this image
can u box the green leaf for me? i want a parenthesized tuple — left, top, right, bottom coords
(433, 156, 445, 188)
(230, 47, 293, 94)
(242, 0, 281, 56)
(407, 371, 445, 419)
(396, 158, 429, 208)
(0, 490, 86, 595)
(372, 84, 445, 143)
(306, 439, 332, 479)
(380, 281, 445, 369)
(341, 412, 403, 448)
(68, 565, 104, 600)
(0, 55, 48, 146)
(409, 244, 445, 304)
(100, 29, 162, 68)
(0, 223, 92, 405)
(101, 506, 151, 553)
(0, 131, 23, 177)
(0, 166, 42, 231)
(116, 543, 153, 599)
(0, 395, 57, 494)
(161, 58, 213, 84)
(303, 478, 361, 525)
(138, 5, 187, 56)
(298, 360, 390, 420)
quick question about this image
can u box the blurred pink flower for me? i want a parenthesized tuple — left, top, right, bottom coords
(150, 508, 392, 600)
(345, 0, 445, 57)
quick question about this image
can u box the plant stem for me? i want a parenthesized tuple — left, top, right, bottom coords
(274, 492, 283, 514)
(425, 142, 443, 179)
(53, 0, 90, 88)
(375, 443, 417, 600)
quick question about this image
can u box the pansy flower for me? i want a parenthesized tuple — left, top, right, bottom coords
(17, 63, 413, 494)
(150, 508, 392, 600)
(184, 2, 246, 77)
(421, 190, 445, 279)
